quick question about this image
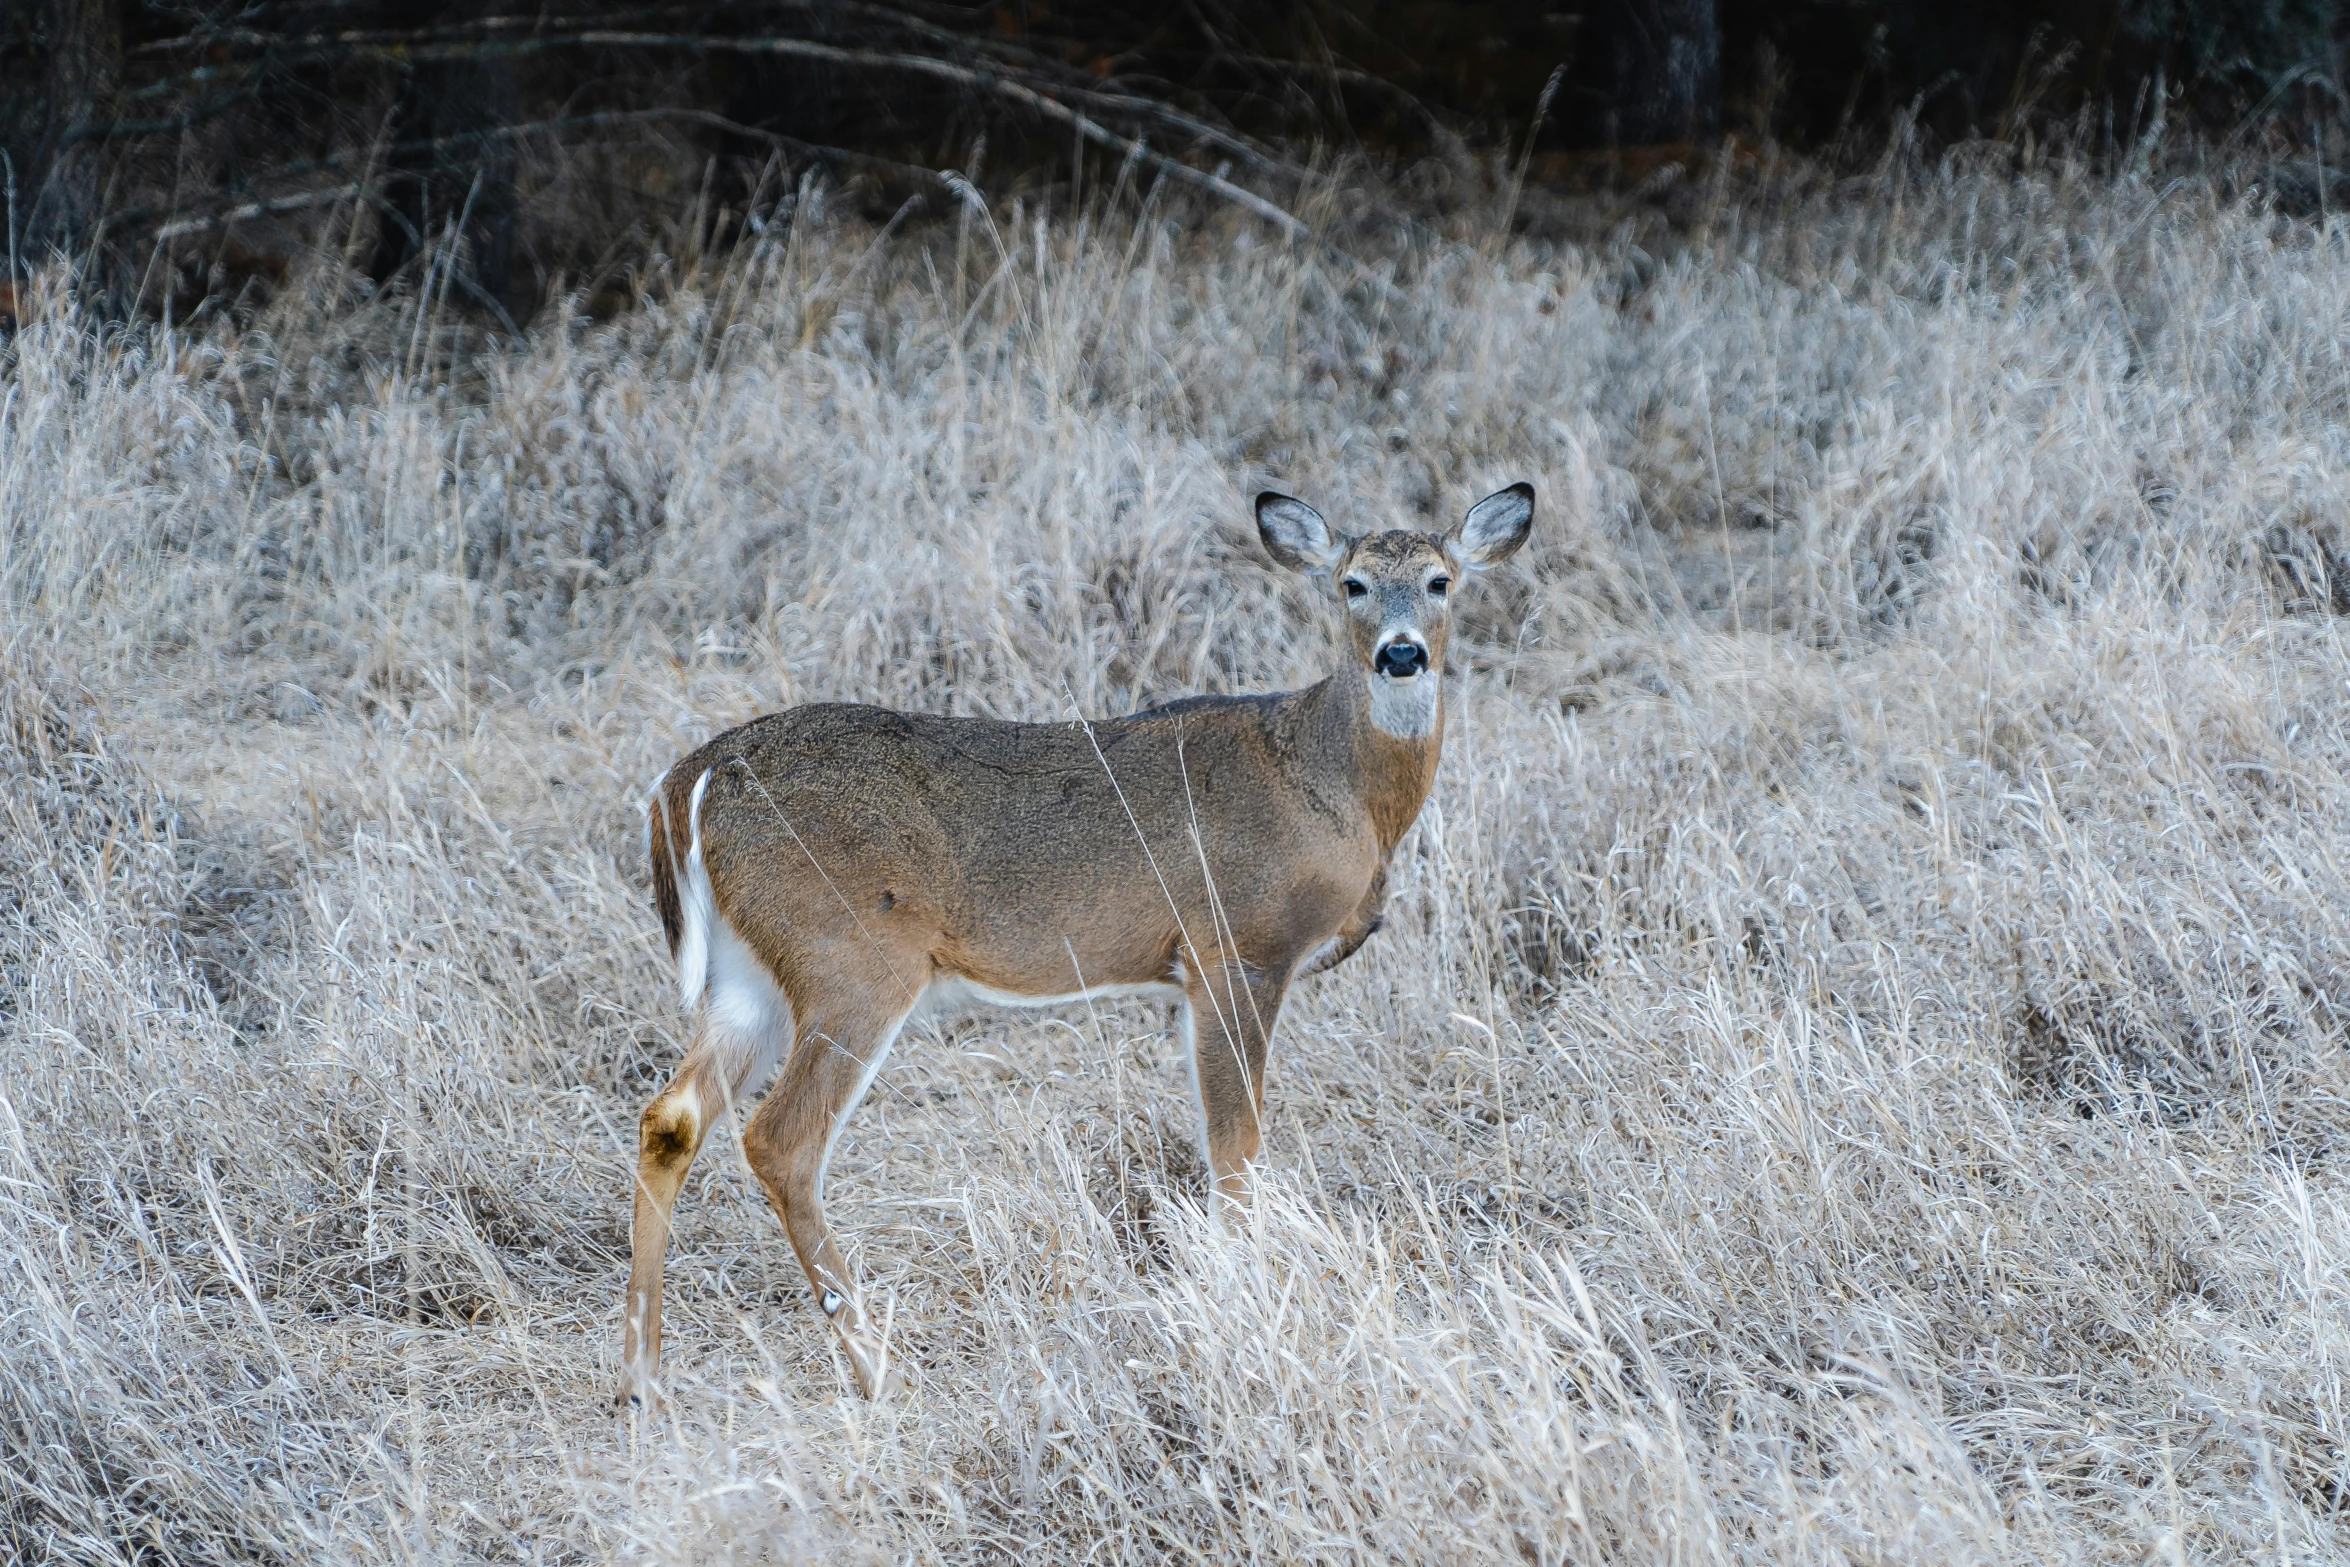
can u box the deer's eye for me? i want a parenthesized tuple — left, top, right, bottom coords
(1428, 576, 1451, 597)
(1342, 579, 1369, 599)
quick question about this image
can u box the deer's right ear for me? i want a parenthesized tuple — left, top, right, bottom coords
(1256, 493, 1345, 573)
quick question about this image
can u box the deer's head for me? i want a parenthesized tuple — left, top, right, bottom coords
(1256, 482, 1535, 738)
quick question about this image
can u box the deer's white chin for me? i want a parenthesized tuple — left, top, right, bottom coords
(1366, 668, 1440, 739)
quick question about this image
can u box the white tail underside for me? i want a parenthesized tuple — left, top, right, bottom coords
(676, 768, 717, 1008)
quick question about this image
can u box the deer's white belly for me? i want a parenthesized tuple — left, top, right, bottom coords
(918, 971, 1187, 1019)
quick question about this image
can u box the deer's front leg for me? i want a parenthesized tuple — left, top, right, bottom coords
(1183, 957, 1290, 1215)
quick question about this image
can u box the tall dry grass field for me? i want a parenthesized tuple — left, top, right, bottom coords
(6, 155, 2350, 1564)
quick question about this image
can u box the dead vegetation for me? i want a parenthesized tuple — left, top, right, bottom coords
(5, 150, 2350, 1563)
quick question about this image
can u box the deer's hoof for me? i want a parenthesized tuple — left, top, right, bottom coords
(842, 1334, 906, 1401)
(619, 1370, 667, 1417)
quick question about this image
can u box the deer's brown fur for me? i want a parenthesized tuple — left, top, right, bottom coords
(624, 482, 1534, 1402)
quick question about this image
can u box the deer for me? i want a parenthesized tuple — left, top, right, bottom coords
(625, 481, 1535, 1402)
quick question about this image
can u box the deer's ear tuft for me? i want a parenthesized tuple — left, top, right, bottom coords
(1448, 482, 1535, 569)
(1256, 492, 1345, 573)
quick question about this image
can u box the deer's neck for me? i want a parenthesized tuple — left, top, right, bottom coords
(1301, 672, 1444, 857)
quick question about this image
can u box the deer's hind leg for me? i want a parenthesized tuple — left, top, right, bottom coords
(625, 1007, 785, 1408)
(740, 985, 918, 1399)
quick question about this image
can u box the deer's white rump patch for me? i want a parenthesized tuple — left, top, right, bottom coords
(672, 766, 789, 1089)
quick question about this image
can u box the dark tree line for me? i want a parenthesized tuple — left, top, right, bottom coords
(1, 0, 2340, 320)
(1, 0, 119, 274)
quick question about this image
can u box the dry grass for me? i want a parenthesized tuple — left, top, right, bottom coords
(6, 155, 2350, 1564)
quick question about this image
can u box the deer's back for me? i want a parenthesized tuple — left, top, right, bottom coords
(663, 694, 1373, 984)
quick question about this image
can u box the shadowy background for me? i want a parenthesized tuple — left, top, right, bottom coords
(2, 1, 2343, 324)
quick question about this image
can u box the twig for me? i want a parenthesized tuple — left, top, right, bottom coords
(558, 33, 1312, 238)
(125, 10, 1286, 178)
(113, 28, 1315, 239)
(117, 108, 948, 238)
(1501, 65, 1567, 241)
(153, 184, 369, 240)
(65, 86, 267, 145)
(4, 150, 18, 288)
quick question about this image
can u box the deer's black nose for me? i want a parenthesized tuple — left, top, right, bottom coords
(1375, 640, 1428, 678)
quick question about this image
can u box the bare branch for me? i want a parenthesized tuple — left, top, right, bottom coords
(551, 33, 1313, 238)
(109, 23, 1306, 227)
(151, 183, 368, 241)
(113, 108, 955, 238)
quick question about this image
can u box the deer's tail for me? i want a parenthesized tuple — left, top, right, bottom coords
(644, 765, 717, 1007)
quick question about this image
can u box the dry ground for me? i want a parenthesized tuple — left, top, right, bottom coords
(6, 156, 2350, 1564)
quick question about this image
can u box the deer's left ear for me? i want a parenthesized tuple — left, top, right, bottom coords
(1446, 482, 1535, 569)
